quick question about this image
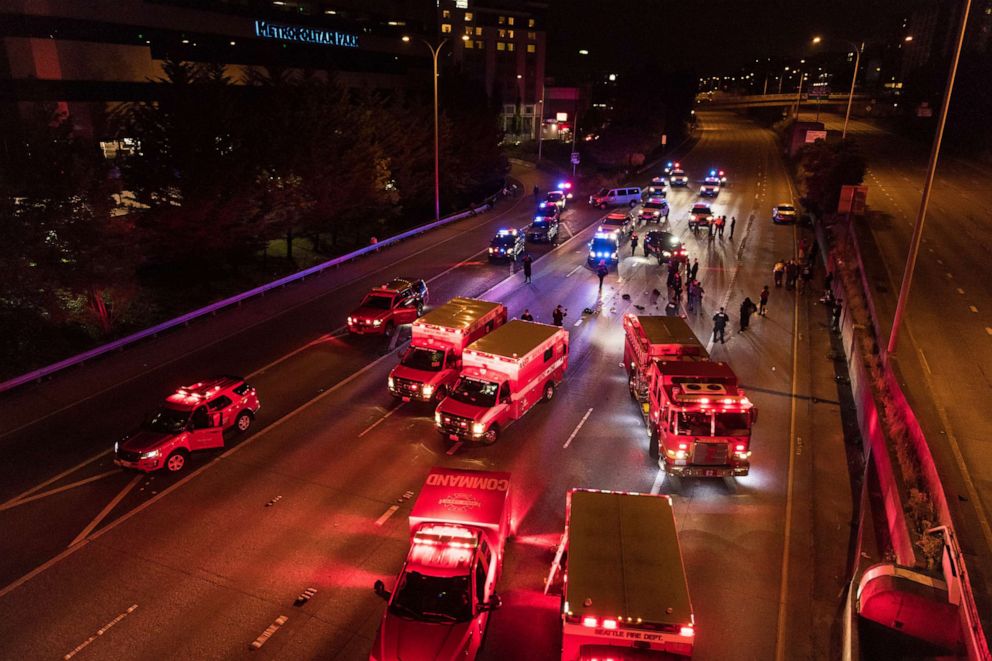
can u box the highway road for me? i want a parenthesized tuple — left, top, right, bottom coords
(797, 109, 992, 630)
(0, 111, 855, 659)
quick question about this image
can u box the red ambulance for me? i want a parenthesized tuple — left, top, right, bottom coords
(371, 467, 511, 661)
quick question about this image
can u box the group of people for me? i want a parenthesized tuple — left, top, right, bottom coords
(692, 215, 736, 240)
(772, 238, 817, 292)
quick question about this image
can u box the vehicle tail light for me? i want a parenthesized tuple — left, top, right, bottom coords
(680, 625, 695, 637)
(582, 616, 598, 628)
(602, 619, 618, 630)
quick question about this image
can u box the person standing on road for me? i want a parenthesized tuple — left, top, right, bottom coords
(553, 305, 567, 326)
(739, 297, 756, 331)
(521, 309, 534, 321)
(672, 271, 683, 303)
(785, 259, 799, 290)
(630, 231, 639, 255)
(773, 259, 785, 287)
(596, 261, 609, 291)
(522, 253, 533, 283)
(799, 263, 813, 294)
(712, 307, 730, 344)
(729, 216, 737, 239)
(533, 185, 540, 201)
(689, 258, 699, 282)
(758, 285, 770, 316)
(686, 280, 699, 312)
(831, 299, 843, 332)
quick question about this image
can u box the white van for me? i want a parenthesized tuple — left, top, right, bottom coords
(588, 186, 642, 209)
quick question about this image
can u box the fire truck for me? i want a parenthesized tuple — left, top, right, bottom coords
(622, 314, 756, 476)
(388, 298, 507, 404)
(435, 320, 568, 444)
(552, 489, 695, 659)
(371, 467, 510, 661)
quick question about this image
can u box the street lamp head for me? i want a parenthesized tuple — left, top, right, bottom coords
(401, 35, 410, 43)
(578, 49, 589, 55)
(461, 34, 470, 41)
(904, 35, 913, 42)
(812, 36, 822, 45)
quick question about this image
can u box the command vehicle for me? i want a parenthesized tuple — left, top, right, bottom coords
(348, 278, 429, 336)
(687, 203, 714, 231)
(488, 228, 525, 261)
(115, 376, 259, 473)
(435, 320, 568, 444)
(371, 467, 510, 661)
(599, 211, 632, 238)
(772, 203, 797, 224)
(643, 231, 686, 265)
(668, 169, 689, 187)
(526, 212, 560, 243)
(587, 231, 620, 266)
(552, 489, 695, 659)
(639, 197, 669, 222)
(389, 298, 507, 404)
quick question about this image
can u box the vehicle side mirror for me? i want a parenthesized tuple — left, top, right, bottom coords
(482, 595, 502, 611)
(373, 580, 391, 600)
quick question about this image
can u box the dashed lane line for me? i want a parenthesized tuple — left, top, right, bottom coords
(63, 604, 138, 660)
(374, 505, 400, 527)
(357, 402, 406, 439)
(562, 408, 594, 449)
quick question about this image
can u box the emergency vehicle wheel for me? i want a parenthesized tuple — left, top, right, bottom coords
(165, 450, 188, 473)
(235, 411, 253, 433)
(384, 321, 395, 337)
(481, 424, 499, 445)
(649, 428, 660, 460)
(543, 382, 555, 402)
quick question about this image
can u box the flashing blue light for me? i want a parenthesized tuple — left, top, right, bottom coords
(710, 169, 716, 176)
(497, 228, 516, 236)
(667, 162, 673, 167)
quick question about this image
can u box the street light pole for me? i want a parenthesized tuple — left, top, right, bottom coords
(793, 71, 806, 119)
(842, 42, 864, 140)
(887, 0, 972, 355)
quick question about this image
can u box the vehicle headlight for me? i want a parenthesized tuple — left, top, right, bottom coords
(387, 376, 394, 389)
(472, 422, 486, 436)
(372, 319, 382, 326)
(653, 211, 660, 217)
(435, 411, 442, 425)
(612, 252, 618, 259)
(141, 449, 161, 459)
(114, 442, 119, 453)
(347, 316, 353, 324)
(662, 250, 671, 257)
(422, 384, 435, 398)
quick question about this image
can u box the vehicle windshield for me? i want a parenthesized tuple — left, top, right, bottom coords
(449, 378, 499, 407)
(389, 571, 472, 623)
(547, 193, 563, 201)
(644, 201, 665, 209)
(143, 406, 190, 434)
(715, 411, 750, 436)
(675, 410, 712, 436)
(362, 294, 394, 310)
(692, 207, 711, 215)
(778, 205, 795, 213)
(401, 347, 445, 372)
(493, 236, 515, 246)
(531, 219, 550, 228)
(596, 188, 609, 196)
(671, 170, 685, 176)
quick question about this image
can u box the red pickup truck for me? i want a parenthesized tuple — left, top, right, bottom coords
(347, 278, 429, 336)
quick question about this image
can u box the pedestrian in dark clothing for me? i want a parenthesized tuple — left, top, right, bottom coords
(739, 298, 756, 331)
(672, 272, 683, 303)
(667, 265, 677, 289)
(708, 219, 715, 240)
(520, 309, 534, 321)
(533, 185, 540, 200)
(831, 300, 843, 332)
(712, 308, 730, 343)
(808, 239, 819, 267)
(630, 232, 639, 255)
(689, 258, 699, 282)
(785, 260, 799, 290)
(759, 286, 770, 316)
(729, 216, 736, 239)
(799, 264, 813, 294)
(596, 261, 609, 291)
(773, 260, 785, 288)
(522, 254, 533, 283)
(823, 271, 833, 296)
(552, 305, 567, 326)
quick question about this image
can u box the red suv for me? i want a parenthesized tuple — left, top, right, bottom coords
(114, 376, 260, 473)
(347, 278, 429, 336)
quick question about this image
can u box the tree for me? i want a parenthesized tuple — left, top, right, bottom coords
(796, 139, 866, 217)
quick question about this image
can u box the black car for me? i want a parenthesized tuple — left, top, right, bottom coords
(489, 228, 525, 261)
(643, 231, 687, 265)
(534, 201, 562, 220)
(526, 214, 560, 243)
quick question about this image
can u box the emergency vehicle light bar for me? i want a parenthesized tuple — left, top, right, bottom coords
(413, 524, 479, 549)
(497, 228, 518, 236)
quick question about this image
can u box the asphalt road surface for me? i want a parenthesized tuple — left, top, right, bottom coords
(0, 111, 854, 660)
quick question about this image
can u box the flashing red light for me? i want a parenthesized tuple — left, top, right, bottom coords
(583, 616, 598, 628)
(719, 170, 724, 176)
(602, 618, 618, 630)
(698, 397, 710, 404)
(735, 443, 746, 451)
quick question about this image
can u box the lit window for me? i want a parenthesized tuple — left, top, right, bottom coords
(528, 18, 535, 27)
(465, 26, 473, 35)
(527, 44, 536, 53)
(499, 29, 506, 38)
(498, 16, 505, 24)
(508, 17, 514, 25)
(465, 12, 473, 21)
(442, 9, 451, 18)
(441, 23, 452, 33)
(507, 42, 515, 51)
(497, 42, 506, 51)
(475, 26, 483, 35)
(464, 39, 474, 48)
(508, 30, 514, 38)
(528, 31, 536, 40)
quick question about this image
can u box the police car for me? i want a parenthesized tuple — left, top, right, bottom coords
(700, 182, 720, 197)
(489, 228, 525, 261)
(645, 177, 667, 197)
(587, 231, 620, 266)
(643, 230, 687, 265)
(639, 197, 670, 222)
(709, 168, 727, 183)
(663, 161, 681, 176)
(669, 168, 689, 187)
(772, 203, 797, 224)
(599, 211, 633, 238)
(526, 213, 559, 243)
(544, 190, 567, 210)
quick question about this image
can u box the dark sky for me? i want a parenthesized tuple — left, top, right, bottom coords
(547, 0, 907, 76)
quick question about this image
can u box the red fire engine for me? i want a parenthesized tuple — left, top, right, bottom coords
(623, 314, 756, 476)
(388, 297, 507, 404)
(371, 467, 510, 661)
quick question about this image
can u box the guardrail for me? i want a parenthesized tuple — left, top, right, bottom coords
(0, 201, 493, 395)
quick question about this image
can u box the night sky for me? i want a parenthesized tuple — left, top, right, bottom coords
(546, 0, 908, 76)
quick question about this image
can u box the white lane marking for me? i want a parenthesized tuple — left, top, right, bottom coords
(63, 603, 138, 660)
(946, 272, 953, 279)
(649, 469, 666, 495)
(565, 264, 584, 278)
(446, 442, 463, 456)
(68, 475, 142, 548)
(986, 327, 992, 336)
(562, 408, 594, 449)
(0, 450, 111, 509)
(250, 615, 288, 650)
(969, 305, 978, 313)
(375, 505, 400, 527)
(918, 350, 933, 376)
(0, 469, 119, 512)
(573, 319, 583, 327)
(957, 288, 966, 295)
(358, 402, 406, 438)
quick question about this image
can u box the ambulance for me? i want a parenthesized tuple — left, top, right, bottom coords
(388, 298, 507, 404)
(435, 320, 568, 444)
(371, 467, 511, 661)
